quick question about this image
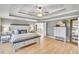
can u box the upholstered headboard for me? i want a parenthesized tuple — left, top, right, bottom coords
(10, 24, 30, 34)
(11, 25, 29, 30)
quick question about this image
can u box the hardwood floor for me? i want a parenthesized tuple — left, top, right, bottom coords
(0, 37, 79, 54)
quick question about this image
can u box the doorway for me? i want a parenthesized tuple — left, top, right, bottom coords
(70, 19, 78, 45)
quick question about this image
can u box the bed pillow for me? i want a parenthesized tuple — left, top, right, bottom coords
(12, 30, 18, 34)
(18, 30, 27, 34)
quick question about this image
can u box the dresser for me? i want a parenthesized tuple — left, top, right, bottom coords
(54, 27, 66, 41)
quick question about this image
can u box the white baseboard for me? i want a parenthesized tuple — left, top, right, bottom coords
(47, 36, 55, 39)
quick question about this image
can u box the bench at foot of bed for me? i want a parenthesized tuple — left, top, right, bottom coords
(11, 37, 40, 53)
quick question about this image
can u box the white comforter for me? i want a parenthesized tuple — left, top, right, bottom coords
(11, 33, 40, 43)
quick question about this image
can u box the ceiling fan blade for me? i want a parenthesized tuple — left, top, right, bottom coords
(44, 11, 49, 13)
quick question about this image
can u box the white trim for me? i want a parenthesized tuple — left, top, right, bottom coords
(47, 36, 55, 39)
(78, 18, 79, 47)
(48, 10, 78, 18)
(9, 9, 78, 20)
(50, 8, 65, 14)
(44, 15, 79, 21)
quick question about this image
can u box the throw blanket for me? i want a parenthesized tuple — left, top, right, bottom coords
(11, 33, 40, 43)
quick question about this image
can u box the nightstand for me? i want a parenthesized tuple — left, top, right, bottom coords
(1, 35, 10, 43)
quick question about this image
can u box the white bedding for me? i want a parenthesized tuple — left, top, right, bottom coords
(11, 33, 40, 43)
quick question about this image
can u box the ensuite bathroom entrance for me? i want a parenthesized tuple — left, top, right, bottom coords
(70, 19, 78, 46)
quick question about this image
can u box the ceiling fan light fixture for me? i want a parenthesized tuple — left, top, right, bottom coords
(36, 7, 42, 13)
(39, 7, 42, 9)
(37, 13, 43, 17)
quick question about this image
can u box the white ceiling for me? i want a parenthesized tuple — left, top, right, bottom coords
(0, 4, 79, 22)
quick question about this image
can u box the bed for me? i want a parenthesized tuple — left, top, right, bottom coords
(10, 33, 41, 52)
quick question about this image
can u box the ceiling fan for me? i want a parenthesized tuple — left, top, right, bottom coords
(32, 5, 49, 16)
(19, 5, 49, 17)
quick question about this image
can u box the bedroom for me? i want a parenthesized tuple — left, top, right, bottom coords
(0, 4, 79, 54)
(0, 17, 46, 53)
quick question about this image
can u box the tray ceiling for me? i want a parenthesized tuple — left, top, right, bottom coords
(0, 4, 79, 22)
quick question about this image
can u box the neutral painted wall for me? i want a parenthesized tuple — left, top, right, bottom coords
(0, 18, 1, 35)
(1, 18, 35, 34)
(66, 20, 72, 42)
(10, 25, 30, 32)
(46, 21, 57, 37)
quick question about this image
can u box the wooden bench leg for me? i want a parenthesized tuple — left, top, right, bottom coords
(12, 45, 16, 54)
(11, 43, 16, 53)
(37, 38, 41, 47)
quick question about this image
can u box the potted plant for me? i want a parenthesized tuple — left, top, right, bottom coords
(62, 20, 68, 27)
